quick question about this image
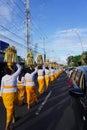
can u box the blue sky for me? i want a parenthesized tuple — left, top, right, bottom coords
(0, 0, 87, 65)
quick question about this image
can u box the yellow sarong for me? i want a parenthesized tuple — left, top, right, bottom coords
(50, 75, 55, 82)
(38, 78, 45, 94)
(17, 86, 25, 105)
(2, 92, 17, 123)
(45, 76, 50, 89)
(26, 86, 37, 105)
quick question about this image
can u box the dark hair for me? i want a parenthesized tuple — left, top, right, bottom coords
(18, 68, 26, 81)
(45, 66, 49, 70)
(4, 65, 13, 75)
(38, 65, 42, 69)
(24, 67, 35, 75)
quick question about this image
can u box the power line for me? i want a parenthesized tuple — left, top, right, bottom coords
(0, 24, 44, 52)
(6, 1, 25, 20)
(0, 32, 26, 49)
(0, 0, 48, 54)
(31, 43, 44, 50)
(0, 0, 24, 20)
(0, 0, 25, 33)
(30, 13, 47, 38)
(0, 24, 26, 42)
(0, 33, 44, 57)
(0, 0, 28, 47)
(13, 0, 25, 18)
(20, 0, 25, 5)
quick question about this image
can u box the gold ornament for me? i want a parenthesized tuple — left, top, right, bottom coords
(4, 46, 17, 63)
(4, 46, 17, 71)
(45, 59, 49, 67)
(37, 54, 43, 65)
(26, 51, 34, 67)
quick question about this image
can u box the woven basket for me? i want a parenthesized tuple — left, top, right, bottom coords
(4, 46, 17, 63)
(26, 51, 34, 66)
(37, 54, 43, 65)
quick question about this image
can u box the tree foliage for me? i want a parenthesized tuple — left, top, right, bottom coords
(67, 51, 87, 66)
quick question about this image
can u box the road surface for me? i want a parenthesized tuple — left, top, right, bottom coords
(0, 72, 85, 130)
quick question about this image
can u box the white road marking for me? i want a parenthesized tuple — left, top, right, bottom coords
(35, 91, 52, 115)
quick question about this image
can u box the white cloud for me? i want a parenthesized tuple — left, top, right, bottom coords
(0, 1, 87, 65)
(44, 28, 87, 65)
(0, 5, 12, 24)
(0, 0, 20, 25)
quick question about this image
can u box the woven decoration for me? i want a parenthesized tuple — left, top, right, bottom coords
(54, 63, 57, 69)
(46, 59, 49, 63)
(4, 46, 17, 71)
(45, 59, 49, 66)
(26, 51, 34, 66)
(49, 62, 54, 68)
(37, 54, 43, 65)
(4, 46, 17, 63)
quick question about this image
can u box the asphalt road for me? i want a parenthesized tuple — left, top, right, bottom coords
(0, 72, 85, 130)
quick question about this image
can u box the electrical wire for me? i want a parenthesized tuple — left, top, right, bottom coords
(0, 32, 26, 49)
(0, 24, 26, 42)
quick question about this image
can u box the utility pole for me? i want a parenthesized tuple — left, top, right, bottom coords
(41, 37, 47, 62)
(25, 0, 30, 52)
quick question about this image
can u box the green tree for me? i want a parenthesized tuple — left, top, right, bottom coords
(81, 51, 87, 65)
(67, 56, 73, 66)
(72, 55, 81, 66)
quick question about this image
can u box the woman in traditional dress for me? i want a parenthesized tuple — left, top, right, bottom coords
(0, 63, 22, 130)
(25, 65, 38, 110)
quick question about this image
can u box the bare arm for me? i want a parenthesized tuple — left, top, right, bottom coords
(12, 63, 22, 77)
(0, 78, 4, 96)
(32, 66, 38, 75)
